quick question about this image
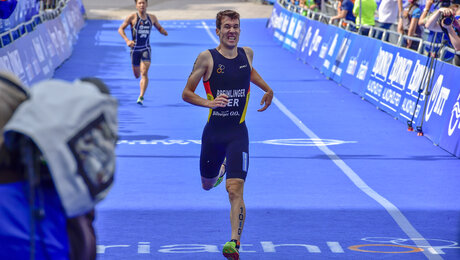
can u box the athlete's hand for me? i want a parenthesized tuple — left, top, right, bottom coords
(126, 40, 135, 48)
(208, 94, 228, 109)
(258, 90, 273, 112)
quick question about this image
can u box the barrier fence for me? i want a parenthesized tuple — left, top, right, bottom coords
(268, 0, 460, 158)
(0, 0, 85, 86)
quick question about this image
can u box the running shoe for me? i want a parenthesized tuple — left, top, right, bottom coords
(213, 158, 227, 188)
(223, 240, 239, 260)
(136, 96, 144, 105)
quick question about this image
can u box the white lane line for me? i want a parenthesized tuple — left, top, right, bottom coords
(201, 20, 442, 259)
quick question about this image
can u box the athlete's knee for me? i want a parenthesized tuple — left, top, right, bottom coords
(226, 179, 244, 202)
(140, 72, 148, 78)
(201, 177, 216, 191)
(202, 182, 213, 191)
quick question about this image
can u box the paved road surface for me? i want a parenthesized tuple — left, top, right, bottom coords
(82, 0, 274, 20)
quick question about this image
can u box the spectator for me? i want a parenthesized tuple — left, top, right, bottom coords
(398, 0, 423, 49)
(300, 0, 321, 13)
(425, 2, 460, 65)
(353, 0, 377, 36)
(0, 74, 117, 260)
(419, 0, 452, 58)
(375, 0, 399, 39)
(330, 0, 355, 26)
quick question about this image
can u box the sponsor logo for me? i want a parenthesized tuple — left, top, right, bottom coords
(308, 29, 321, 57)
(117, 138, 357, 146)
(301, 26, 313, 53)
(356, 61, 369, 81)
(425, 75, 450, 122)
(293, 20, 304, 40)
(217, 64, 225, 74)
(448, 93, 460, 136)
(287, 16, 297, 36)
(346, 49, 360, 76)
(239, 64, 247, 69)
(372, 48, 393, 82)
(407, 59, 431, 99)
(388, 53, 412, 91)
(96, 237, 458, 255)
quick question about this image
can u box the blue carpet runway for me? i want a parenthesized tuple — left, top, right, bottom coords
(53, 19, 460, 259)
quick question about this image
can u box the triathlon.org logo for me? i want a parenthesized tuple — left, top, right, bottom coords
(116, 138, 357, 146)
(217, 64, 225, 74)
(96, 237, 459, 255)
(448, 93, 460, 136)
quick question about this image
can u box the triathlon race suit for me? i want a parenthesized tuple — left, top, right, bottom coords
(200, 47, 251, 181)
(131, 13, 152, 66)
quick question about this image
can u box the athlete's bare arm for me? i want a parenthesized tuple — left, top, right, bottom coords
(118, 13, 136, 48)
(243, 47, 273, 112)
(182, 51, 228, 109)
(149, 14, 168, 36)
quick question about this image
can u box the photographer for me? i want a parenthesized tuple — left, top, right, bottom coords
(425, 0, 460, 65)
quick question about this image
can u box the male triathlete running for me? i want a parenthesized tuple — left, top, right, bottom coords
(182, 10, 274, 260)
(118, 0, 168, 105)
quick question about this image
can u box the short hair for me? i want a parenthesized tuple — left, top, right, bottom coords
(216, 10, 240, 29)
(80, 77, 110, 95)
(134, 0, 147, 3)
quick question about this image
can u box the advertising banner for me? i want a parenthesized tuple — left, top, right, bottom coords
(282, 12, 303, 52)
(319, 27, 348, 79)
(328, 30, 354, 84)
(0, 0, 39, 34)
(0, 0, 85, 86)
(429, 63, 460, 155)
(340, 33, 380, 95)
(268, 3, 460, 157)
(297, 19, 331, 70)
(271, 1, 291, 45)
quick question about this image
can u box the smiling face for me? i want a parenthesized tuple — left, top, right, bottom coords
(216, 16, 240, 49)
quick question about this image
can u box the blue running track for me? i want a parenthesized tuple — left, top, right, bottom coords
(53, 19, 460, 259)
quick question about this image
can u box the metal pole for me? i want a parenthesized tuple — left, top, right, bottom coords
(359, 0, 362, 33)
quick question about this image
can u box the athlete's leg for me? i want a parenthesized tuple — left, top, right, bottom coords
(200, 125, 226, 190)
(200, 145, 225, 190)
(226, 178, 245, 241)
(131, 50, 141, 78)
(132, 66, 140, 79)
(139, 61, 150, 98)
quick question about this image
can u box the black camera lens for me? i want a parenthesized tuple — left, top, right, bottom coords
(443, 16, 454, 25)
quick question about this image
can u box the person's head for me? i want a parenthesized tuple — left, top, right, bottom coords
(135, 0, 148, 13)
(80, 77, 111, 95)
(0, 72, 28, 147)
(216, 10, 241, 48)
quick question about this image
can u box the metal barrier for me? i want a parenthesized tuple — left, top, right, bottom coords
(0, 0, 69, 48)
(279, 0, 460, 66)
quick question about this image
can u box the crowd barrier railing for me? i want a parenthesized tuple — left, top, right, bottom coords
(268, 0, 460, 158)
(0, 0, 85, 86)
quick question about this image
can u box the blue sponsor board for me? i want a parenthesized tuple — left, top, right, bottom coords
(282, 12, 302, 52)
(319, 27, 347, 79)
(267, 3, 460, 157)
(340, 34, 380, 95)
(0, 0, 39, 34)
(0, 0, 85, 86)
(397, 54, 444, 134)
(364, 42, 413, 118)
(271, 1, 291, 45)
(329, 30, 354, 84)
(297, 19, 332, 70)
(294, 15, 310, 60)
(430, 63, 460, 155)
